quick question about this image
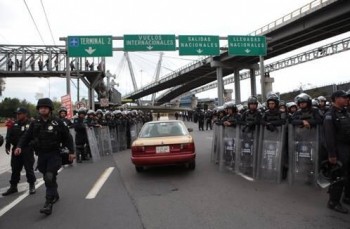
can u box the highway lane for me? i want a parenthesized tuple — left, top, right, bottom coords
(0, 121, 349, 228)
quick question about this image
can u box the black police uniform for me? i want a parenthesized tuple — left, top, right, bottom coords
(324, 105, 350, 213)
(241, 109, 262, 132)
(17, 100, 74, 215)
(3, 117, 36, 195)
(73, 116, 90, 162)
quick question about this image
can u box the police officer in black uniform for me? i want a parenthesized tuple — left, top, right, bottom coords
(223, 102, 241, 127)
(241, 96, 262, 132)
(58, 107, 72, 127)
(2, 108, 36, 196)
(323, 90, 350, 214)
(291, 93, 322, 128)
(261, 94, 286, 131)
(73, 108, 89, 163)
(15, 98, 75, 215)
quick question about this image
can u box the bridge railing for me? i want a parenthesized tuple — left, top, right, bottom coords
(0, 44, 104, 73)
(250, 0, 336, 36)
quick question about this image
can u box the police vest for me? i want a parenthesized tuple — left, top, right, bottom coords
(334, 109, 350, 143)
(9, 120, 30, 146)
(244, 111, 259, 124)
(33, 119, 62, 152)
(264, 110, 281, 122)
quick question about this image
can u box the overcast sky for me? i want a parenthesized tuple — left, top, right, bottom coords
(0, 0, 349, 104)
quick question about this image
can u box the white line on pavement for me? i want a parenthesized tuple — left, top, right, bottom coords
(0, 167, 63, 218)
(85, 167, 114, 200)
(0, 179, 44, 217)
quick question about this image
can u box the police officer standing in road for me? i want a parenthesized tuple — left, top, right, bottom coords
(323, 90, 350, 214)
(14, 98, 75, 215)
(2, 108, 36, 196)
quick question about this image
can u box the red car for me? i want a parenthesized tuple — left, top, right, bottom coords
(131, 120, 195, 172)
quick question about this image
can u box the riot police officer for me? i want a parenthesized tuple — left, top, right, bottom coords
(15, 98, 75, 215)
(241, 96, 261, 132)
(73, 108, 90, 162)
(58, 107, 72, 127)
(261, 94, 286, 131)
(291, 93, 322, 128)
(2, 108, 36, 196)
(323, 90, 350, 214)
(223, 102, 241, 127)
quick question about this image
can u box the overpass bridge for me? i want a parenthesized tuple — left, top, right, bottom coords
(0, 44, 110, 108)
(123, 0, 350, 104)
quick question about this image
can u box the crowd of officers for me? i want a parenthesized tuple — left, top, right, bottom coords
(1, 92, 349, 215)
(1, 98, 151, 216)
(201, 90, 350, 214)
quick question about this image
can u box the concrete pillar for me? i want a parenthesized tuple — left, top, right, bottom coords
(175, 100, 180, 108)
(234, 68, 241, 103)
(191, 96, 198, 109)
(250, 68, 256, 96)
(224, 89, 233, 102)
(264, 74, 275, 98)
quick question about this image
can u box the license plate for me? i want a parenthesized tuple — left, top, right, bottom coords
(156, 146, 170, 153)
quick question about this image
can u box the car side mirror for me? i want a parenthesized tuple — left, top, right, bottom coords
(187, 128, 193, 132)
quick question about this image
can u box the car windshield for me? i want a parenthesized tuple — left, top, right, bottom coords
(139, 122, 187, 138)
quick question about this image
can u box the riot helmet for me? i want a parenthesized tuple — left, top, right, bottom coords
(317, 96, 327, 102)
(87, 110, 95, 116)
(36, 98, 53, 110)
(247, 96, 258, 105)
(77, 107, 87, 115)
(59, 107, 67, 114)
(266, 94, 279, 107)
(295, 93, 312, 106)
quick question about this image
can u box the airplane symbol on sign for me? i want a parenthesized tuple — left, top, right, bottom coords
(69, 38, 79, 47)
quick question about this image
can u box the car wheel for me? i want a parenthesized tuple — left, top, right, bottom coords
(135, 166, 144, 173)
(188, 161, 196, 170)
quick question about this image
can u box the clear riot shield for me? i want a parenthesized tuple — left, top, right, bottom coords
(94, 127, 104, 155)
(85, 127, 101, 162)
(130, 124, 138, 144)
(236, 125, 259, 178)
(257, 125, 286, 183)
(118, 122, 127, 151)
(100, 126, 113, 155)
(109, 127, 119, 153)
(211, 124, 222, 164)
(220, 126, 239, 172)
(288, 124, 319, 186)
(69, 128, 77, 152)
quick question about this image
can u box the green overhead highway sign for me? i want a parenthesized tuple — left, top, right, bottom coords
(178, 35, 220, 56)
(124, 34, 176, 51)
(67, 36, 113, 57)
(228, 35, 266, 56)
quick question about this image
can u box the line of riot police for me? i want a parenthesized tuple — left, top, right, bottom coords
(58, 107, 150, 163)
(211, 90, 350, 214)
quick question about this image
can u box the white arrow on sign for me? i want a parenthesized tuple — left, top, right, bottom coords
(147, 46, 153, 50)
(85, 47, 96, 55)
(196, 49, 203, 54)
(245, 49, 251, 53)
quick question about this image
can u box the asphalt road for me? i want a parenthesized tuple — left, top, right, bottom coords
(0, 122, 349, 229)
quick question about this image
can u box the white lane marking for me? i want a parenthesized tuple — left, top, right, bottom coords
(0, 167, 63, 217)
(85, 167, 114, 199)
(238, 172, 255, 182)
(0, 179, 44, 217)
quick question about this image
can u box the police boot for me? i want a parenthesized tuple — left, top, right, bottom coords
(343, 197, 350, 205)
(2, 185, 18, 196)
(52, 193, 60, 204)
(327, 201, 349, 214)
(77, 154, 82, 163)
(40, 199, 53, 215)
(29, 183, 36, 195)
